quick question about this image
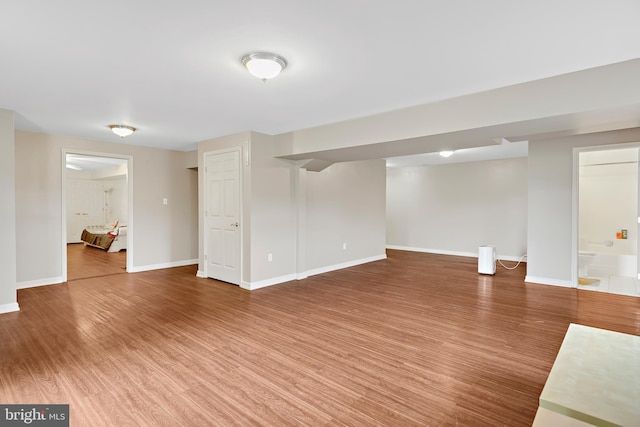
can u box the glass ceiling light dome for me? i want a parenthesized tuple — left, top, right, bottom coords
(109, 124, 136, 138)
(241, 52, 287, 81)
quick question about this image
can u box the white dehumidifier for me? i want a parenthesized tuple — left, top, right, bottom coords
(478, 245, 496, 275)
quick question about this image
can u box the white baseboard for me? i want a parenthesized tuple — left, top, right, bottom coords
(238, 254, 387, 291)
(0, 302, 20, 314)
(304, 254, 387, 278)
(17, 276, 65, 289)
(386, 245, 527, 262)
(241, 274, 298, 291)
(17, 261, 199, 288)
(525, 275, 575, 288)
(130, 259, 198, 273)
(387, 245, 477, 258)
(196, 270, 207, 278)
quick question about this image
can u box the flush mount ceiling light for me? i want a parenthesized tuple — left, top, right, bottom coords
(439, 150, 455, 158)
(241, 52, 287, 81)
(109, 124, 136, 138)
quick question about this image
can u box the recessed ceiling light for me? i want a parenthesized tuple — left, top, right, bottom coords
(439, 150, 455, 158)
(109, 124, 136, 138)
(241, 52, 287, 81)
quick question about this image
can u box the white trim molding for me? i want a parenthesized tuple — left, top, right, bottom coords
(17, 276, 65, 289)
(387, 245, 526, 262)
(130, 259, 198, 273)
(304, 254, 387, 278)
(0, 302, 20, 314)
(387, 245, 477, 258)
(524, 275, 575, 288)
(238, 254, 388, 291)
(196, 270, 207, 278)
(241, 274, 298, 291)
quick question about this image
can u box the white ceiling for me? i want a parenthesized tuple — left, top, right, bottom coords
(2, 1, 640, 156)
(386, 141, 529, 168)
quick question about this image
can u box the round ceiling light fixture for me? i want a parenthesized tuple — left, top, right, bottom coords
(109, 124, 136, 138)
(241, 52, 287, 81)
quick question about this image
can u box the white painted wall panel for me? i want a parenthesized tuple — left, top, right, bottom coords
(14, 131, 198, 283)
(527, 128, 640, 284)
(306, 159, 386, 271)
(386, 158, 528, 259)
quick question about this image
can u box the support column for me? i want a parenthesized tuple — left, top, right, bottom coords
(294, 166, 307, 279)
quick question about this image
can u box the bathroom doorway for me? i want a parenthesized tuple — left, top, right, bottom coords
(577, 146, 640, 297)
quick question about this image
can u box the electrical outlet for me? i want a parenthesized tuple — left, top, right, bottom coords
(342, 243, 347, 250)
(268, 253, 273, 262)
(162, 198, 168, 205)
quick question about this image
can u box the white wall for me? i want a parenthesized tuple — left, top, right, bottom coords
(306, 159, 387, 272)
(15, 131, 198, 285)
(386, 158, 528, 259)
(66, 167, 128, 236)
(527, 128, 640, 286)
(248, 132, 297, 285)
(579, 150, 637, 256)
(0, 109, 17, 312)
(105, 175, 128, 225)
(91, 163, 129, 225)
(197, 133, 387, 289)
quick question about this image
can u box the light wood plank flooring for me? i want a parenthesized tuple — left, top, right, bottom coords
(2, 250, 639, 426)
(67, 243, 126, 281)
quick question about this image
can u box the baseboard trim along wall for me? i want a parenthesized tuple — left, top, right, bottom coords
(304, 254, 388, 279)
(195, 270, 207, 278)
(17, 261, 199, 288)
(386, 245, 526, 262)
(524, 276, 575, 288)
(0, 302, 20, 314)
(17, 276, 65, 289)
(130, 259, 198, 273)
(241, 274, 298, 291)
(241, 254, 388, 291)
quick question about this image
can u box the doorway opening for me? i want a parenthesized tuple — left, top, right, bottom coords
(63, 151, 133, 281)
(577, 146, 640, 296)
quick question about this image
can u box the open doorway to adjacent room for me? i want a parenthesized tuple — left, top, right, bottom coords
(63, 152, 132, 281)
(577, 145, 640, 297)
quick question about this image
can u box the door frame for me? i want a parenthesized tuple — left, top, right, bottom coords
(202, 147, 243, 285)
(572, 141, 640, 287)
(61, 149, 134, 281)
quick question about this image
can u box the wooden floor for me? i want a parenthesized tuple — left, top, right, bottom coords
(2, 250, 639, 426)
(66, 243, 126, 281)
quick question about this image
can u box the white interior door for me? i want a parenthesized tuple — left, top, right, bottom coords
(205, 150, 241, 285)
